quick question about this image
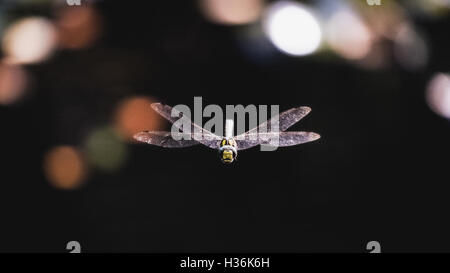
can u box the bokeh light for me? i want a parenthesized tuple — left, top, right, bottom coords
(114, 96, 162, 140)
(428, 0, 450, 8)
(85, 126, 128, 172)
(199, 0, 264, 25)
(55, 5, 103, 49)
(263, 1, 322, 56)
(43, 146, 87, 190)
(414, 0, 450, 16)
(393, 24, 428, 70)
(426, 73, 450, 119)
(355, 41, 390, 70)
(2, 17, 57, 65)
(0, 62, 28, 105)
(325, 9, 373, 60)
(235, 24, 278, 64)
(359, 1, 407, 41)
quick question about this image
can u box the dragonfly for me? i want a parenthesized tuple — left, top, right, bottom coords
(134, 103, 320, 164)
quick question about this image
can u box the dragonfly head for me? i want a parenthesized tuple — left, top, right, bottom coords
(219, 139, 237, 164)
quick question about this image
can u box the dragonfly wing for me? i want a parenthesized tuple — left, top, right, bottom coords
(277, 107, 311, 131)
(134, 131, 220, 150)
(235, 138, 261, 150)
(134, 131, 199, 148)
(151, 103, 182, 125)
(151, 103, 222, 145)
(151, 103, 219, 136)
(236, 131, 320, 150)
(267, 131, 320, 147)
(236, 106, 311, 138)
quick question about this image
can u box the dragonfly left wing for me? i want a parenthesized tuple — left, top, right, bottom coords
(134, 131, 220, 149)
(134, 131, 199, 148)
(151, 103, 221, 138)
(151, 103, 222, 148)
(235, 132, 320, 150)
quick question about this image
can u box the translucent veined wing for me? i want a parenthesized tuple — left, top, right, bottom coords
(134, 131, 221, 149)
(235, 131, 320, 150)
(151, 103, 222, 143)
(235, 106, 311, 138)
(134, 131, 199, 148)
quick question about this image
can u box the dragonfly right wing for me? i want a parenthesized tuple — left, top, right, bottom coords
(235, 132, 320, 150)
(234, 106, 314, 150)
(236, 106, 311, 138)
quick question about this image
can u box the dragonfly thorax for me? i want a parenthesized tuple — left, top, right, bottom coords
(219, 138, 238, 164)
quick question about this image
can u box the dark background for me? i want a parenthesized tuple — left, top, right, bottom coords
(1, 0, 450, 252)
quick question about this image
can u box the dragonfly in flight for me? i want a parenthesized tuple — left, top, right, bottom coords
(134, 103, 320, 164)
